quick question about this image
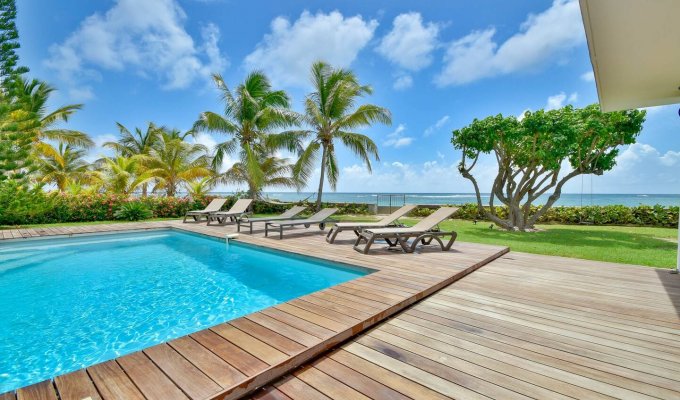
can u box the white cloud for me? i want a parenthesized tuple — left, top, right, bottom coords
(393, 74, 413, 90)
(244, 10, 377, 87)
(590, 143, 680, 192)
(376, 12, 440, 71)
(423, 115, 450, 136)
(580, 70, 594, 82)
(436, 0, 584, 86)
(545, 91, 578, 110)
(44, 0, 227, 97)
(383, 124, 414, 148)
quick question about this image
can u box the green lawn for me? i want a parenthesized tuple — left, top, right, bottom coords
(351, 216, 677, 268)
(3, 216, 677, 268)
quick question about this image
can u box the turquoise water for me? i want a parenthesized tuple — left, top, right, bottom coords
(0, 230, 367, 392)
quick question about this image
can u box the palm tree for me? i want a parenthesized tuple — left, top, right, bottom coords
(218, 156, 299, 199)
(185, 177, 216, 198)
(103, 122, 161, 196)
(98, 156, 156, 196)
(35, 143, 95, 191)
(193, 72, 302, 198)
(294, 62, 391, 210)
(146, 130, 213, 197)
(14, 76, 93, 148)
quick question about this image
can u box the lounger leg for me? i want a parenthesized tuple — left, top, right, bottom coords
(279, 226, 283, 240)
(326, 227, 341, 244)
(353, 234, 374, 254)
(443, 232, 458, 251)
(249, 222, 254, 234)
(183, 214, 188, 223)
(237, 220, 241, 232)
(265, 224, 269, 237)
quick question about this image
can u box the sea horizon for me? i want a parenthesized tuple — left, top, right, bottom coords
(204, 192, 680, 207)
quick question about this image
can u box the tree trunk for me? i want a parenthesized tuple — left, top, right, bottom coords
(142, 183, 148, 197)
(315, 145, 328, 211)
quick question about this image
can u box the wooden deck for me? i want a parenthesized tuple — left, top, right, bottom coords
(0, 220, 508, 400)
(248, 252, 680, 400)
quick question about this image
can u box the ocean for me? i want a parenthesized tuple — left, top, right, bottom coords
(209, 192, 680, 207)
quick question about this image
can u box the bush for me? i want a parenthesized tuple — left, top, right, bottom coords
(410, 203, 679, 228)
(113, 203, 153, 221)
(0, 182, 53, 225)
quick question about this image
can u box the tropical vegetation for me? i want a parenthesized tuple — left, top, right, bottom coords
(293, 62, 391, 210)
(452, 105, 646, 231)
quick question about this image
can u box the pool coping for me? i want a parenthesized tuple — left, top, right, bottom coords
(1, 220, 509, 400)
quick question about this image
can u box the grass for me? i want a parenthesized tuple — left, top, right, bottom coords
(319, 215, 677, 268)
(2, 215, 677, 268)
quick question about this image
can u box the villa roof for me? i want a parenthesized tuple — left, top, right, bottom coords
(580, 0, 680, 111)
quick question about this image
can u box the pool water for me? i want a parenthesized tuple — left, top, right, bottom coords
(0, 230, 368, 392)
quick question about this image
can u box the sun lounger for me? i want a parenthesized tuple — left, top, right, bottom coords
(325, 204, 417, 243)
(265, 208, 338, 239)
(183, 198, 228, 223)
(206, 198, 253, 225)
(353, 207, 459, 254)
(237, 206, 307, 233)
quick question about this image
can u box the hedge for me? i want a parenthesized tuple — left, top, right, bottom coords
(410, 203, 680, 228)
(1, 192, 677, 228)
(0, 193, 371, 226)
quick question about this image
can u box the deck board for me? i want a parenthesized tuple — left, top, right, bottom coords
(0, 220, 505, 399)
(251, 252, 680, 400)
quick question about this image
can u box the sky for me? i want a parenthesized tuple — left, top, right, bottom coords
(15, 0, 680, 194)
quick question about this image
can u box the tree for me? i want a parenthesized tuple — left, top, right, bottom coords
(145, 130, 213, 197)
(219, 156, 298, 199)
(0, 0, 28, 87)
(97, 156, 155, 196)
(0, 0, 35, 183)
(103, 122, 161, 196)
(35, 142, 95, 191)
(452, 104, 646, 231)
(14, 76, 92, 148)
(294, 62, 391, 210)
(184, 176, 216, 198)
(193, 72, 301, 198)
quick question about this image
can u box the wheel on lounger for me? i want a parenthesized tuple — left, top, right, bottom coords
(319, 222, 326, 230)
(304, 223, 310, 228)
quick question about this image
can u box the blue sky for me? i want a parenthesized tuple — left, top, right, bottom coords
(16, 0, 680, 194)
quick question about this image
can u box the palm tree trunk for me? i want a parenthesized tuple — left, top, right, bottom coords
(315, 145, 328, 211)
(142, 183, 148, 197)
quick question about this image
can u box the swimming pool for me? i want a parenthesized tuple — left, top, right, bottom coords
(0, 229, 368, 392)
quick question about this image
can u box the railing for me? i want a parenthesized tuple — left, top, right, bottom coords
(376, 194, 406, 213)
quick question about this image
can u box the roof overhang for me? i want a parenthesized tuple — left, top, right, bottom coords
(580, 0, 680, 111)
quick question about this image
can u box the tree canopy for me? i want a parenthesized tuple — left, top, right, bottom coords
(452, 104, 646, 231)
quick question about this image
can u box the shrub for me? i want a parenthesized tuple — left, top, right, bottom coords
(113, 202, 153, 221)
(0, 182, 54, 225)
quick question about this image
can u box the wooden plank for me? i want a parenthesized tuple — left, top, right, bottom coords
(117, 352, 188, 400)
(230, 318, 307, 355)
(330, 349, 450, 400)
(144, 343, 222, 399)
(292, 365, 371, 400)
(168, 336, 246, 388)
(191, 329, 268, 376)
(87, 360, 145, 400)
(16, 380, 57, 400)
(259, 307, 343, 339)
(0, 392, 15, 400)
(273, 376, 330, 400)
(344, 342, 489, 400)
(312, 357, 410, 400)
(54, 369, 102, 400)
(245, 313, 321, 347)
(211, 323, 289, 365)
